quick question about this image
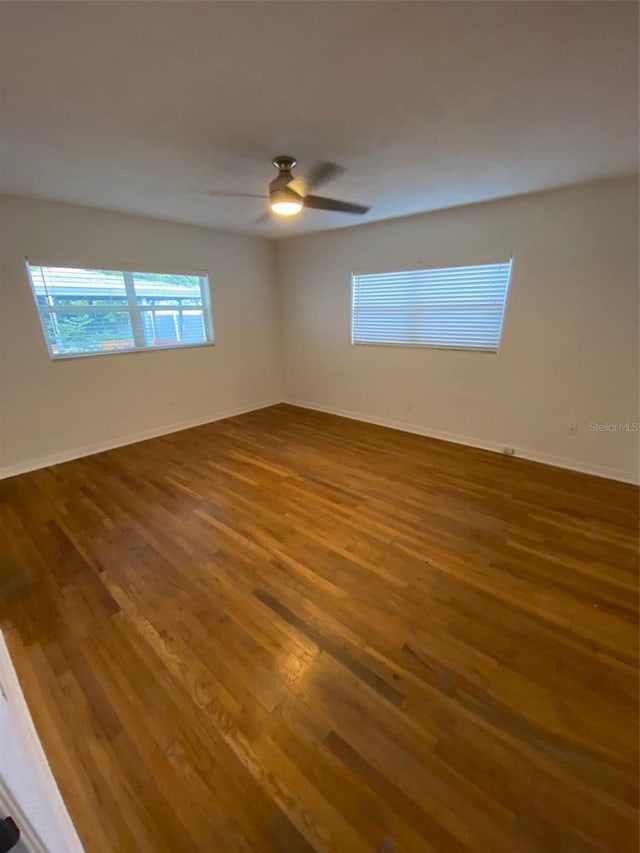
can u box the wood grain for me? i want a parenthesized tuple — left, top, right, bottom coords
(0, 403, 637, 852)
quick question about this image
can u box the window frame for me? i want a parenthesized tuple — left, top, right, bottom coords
(350, 255, 513, 353)
(25, 259, 215, 361)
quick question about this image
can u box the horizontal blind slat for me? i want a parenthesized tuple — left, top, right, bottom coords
(352, 259, 512, 349)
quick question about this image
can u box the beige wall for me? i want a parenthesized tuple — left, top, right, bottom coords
(275, 178, 640, 483)
(2, 180, 638, 483)
(0, 195, 283, 475)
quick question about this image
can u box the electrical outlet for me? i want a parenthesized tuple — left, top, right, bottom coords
(568, 423, 578, 436)
(503, 447, 515, 456)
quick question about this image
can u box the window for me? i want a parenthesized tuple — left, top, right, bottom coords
(26, 263, 214, 358)
(351, 259, 512, 351)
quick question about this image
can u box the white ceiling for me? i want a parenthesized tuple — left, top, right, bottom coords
(0, 1, 637, 238)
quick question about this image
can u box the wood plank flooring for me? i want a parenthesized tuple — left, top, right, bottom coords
(0, 403, 637, 852)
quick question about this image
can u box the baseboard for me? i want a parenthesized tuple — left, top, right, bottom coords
(0, 399, 281, 480)
(3, 397, 636, 485)
(286, 398, 639, 485)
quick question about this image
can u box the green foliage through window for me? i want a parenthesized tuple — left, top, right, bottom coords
(27, 264, 214, 357)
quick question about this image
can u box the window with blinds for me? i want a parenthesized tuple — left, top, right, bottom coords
(351, 259, 512, 351)
(26, 263, 214, 358)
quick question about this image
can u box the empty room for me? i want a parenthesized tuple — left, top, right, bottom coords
(0, 1, 638, 851)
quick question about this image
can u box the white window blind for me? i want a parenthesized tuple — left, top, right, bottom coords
(351, 259, 512, 351)
(26, 263, 214, 358)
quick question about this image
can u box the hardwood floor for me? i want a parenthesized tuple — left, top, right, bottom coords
(0, 403, 637, 852)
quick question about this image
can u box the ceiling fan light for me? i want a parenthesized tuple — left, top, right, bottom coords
(270, 199, 303, 216)
(270, 187, 303, 217)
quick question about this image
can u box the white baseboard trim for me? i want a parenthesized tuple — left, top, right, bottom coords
(3, 397, 636, 486)
(286, 398, 639, 485)
(0, 399, 281, 480)
(0, 631, 85, 852)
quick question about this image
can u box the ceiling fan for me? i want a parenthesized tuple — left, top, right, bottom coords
(203, 156, 370, 220)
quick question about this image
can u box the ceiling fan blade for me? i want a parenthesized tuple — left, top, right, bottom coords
(288, 161, 345, 197)
(199, 190, 268, 199)
(287, 176, 307, 197)
(305, 161, 345, 193)
(304, 194, 370, 214)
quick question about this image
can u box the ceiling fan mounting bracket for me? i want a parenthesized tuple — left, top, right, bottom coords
(272, 155, 297, 172)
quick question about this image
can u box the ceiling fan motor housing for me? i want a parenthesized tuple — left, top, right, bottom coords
(270, 187, 303, 205)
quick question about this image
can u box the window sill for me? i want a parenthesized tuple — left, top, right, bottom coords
(351, 341, 499, 353)
(46, 341, 216, 361)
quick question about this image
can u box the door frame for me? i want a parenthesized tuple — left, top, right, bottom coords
(0, 632, 84, 852)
